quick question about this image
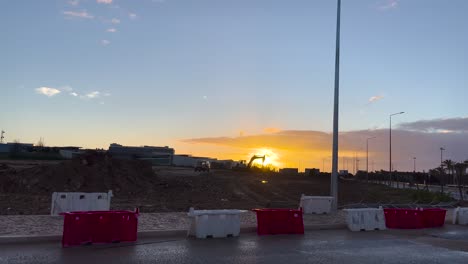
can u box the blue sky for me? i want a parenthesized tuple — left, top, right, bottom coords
(1, 0, 467, 170)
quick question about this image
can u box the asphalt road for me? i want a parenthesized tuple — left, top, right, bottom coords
(2, 228, 468, 264)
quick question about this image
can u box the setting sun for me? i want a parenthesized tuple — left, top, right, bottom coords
(248, 148, 282, 168)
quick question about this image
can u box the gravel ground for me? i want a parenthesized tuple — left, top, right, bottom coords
(0, 211, 346, 236)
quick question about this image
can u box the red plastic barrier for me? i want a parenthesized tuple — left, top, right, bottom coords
(61, 209, 139, 247)
(252, 208, 304, 235)
(383, 209, 424, 229)
(422, 208, 446, 228)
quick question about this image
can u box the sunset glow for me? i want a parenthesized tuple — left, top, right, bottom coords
(248, 148, 282, 168)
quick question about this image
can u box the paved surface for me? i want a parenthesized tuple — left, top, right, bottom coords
(369, 181, 468, 200)
(2, 227, 468, 264)
(0, 211, 346, 236)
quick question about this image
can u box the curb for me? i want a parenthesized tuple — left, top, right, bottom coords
(305, 223, 346, 230)
(0, 234, 62, 244)
(0, 224, 346, 245)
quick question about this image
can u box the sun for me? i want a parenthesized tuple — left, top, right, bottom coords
(248, 148, 281, 168)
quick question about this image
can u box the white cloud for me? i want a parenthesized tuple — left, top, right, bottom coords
(111, 18, 120, 24)
(35, 87, 61, 97)
(97, 0, 113, 4)
(85, 91, 100, 99)
(63, 10, 94, 19)
(69, 0, 79, 6)
(106, 28, 117, 33)
(101, 39, 110, 46)
(369, 95, 384, 103)
(129, 13, 137, 19)
(70, 92, 78, 97)
(60, 86, 73, 92)
(378, 0, 399, 10)
(103, 92, 111, 97)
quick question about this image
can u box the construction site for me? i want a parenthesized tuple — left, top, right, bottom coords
(0, 151, 436, 215)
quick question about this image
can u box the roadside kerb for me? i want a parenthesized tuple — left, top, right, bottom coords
(0, 223, 346, 245)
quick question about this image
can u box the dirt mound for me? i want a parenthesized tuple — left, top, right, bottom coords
(0, 152, 157, 195)
(0, 163, 11, 171)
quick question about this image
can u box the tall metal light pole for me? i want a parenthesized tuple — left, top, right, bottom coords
(366, 136, 377, 182)
(440, 147, 445, 193)
(413, 157, 416, 172)
(389, 112, 405, 188)
(440, 147, 445, 165)
(330, 0, 341, 211)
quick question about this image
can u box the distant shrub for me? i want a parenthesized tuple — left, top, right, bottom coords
(411, 190, 452, 203)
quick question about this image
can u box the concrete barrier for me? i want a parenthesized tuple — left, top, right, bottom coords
(344, 208, 386, 231)
(50, 190, 113, 216)
(187, 208, 246, 239)
(453, 207, 468, 225)
(299, 195, 334, 214)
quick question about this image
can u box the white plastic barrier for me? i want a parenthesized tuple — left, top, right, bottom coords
(187, 208, 246, 239)
(453, 207, 468, 225)
(50, 190, 113, 216)
(344, 207, 386, 231)
(299, 194, 334, 214)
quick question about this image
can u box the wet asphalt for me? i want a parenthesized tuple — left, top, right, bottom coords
(1, 227, 468, 264)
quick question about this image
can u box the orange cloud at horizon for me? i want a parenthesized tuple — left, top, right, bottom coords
(179, 127, 468, 173)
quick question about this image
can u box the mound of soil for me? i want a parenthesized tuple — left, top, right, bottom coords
(0, 152, 157, 195)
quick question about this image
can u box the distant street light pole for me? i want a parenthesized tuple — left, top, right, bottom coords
(413, 157, 416, 172)
(440, 147, 445, 165)
(330, 0, 341, 211)
(389, 112, 405, 188)
(440, 147, 445, 192)
(366, 136, 377, 182)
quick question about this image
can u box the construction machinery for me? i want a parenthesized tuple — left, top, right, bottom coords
(233, 155, 266, 171)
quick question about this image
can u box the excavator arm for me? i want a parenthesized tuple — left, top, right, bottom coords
(247, 155, 266, 168)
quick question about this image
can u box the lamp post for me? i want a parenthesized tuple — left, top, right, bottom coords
(389, 111, 405, 188)
(440, 147, 445, 165)
(413, 157, 416, 172)
(366, 136, 377, 183)
(440, 147, 445, 192)
(330, 0, 341, 211)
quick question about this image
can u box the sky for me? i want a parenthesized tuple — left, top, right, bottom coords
(1, 0, 467, 172)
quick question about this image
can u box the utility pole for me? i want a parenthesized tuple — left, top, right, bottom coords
(353, 153, 356, 175)
(440, 147, 445, 193)
(440, 147, 444, 165)
(366, 136, 377, 182)
(330, 0, 341, 211)
(389, 112, 405, 188)
(0, 130, 4, 144)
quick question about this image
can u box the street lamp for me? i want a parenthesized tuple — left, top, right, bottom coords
(330, 0, 341, 211)
(440, 147, 445, 192)
(389, 111, 405, 188)
(366, 136, 377, 183)
(440, 147, 445, 165)
(413, 157, 416, 172)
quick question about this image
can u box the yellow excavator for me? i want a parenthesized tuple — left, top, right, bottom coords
(247, 155, 266, 168)
(233, 155, 265, 170)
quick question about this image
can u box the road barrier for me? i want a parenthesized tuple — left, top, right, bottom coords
(384, 209, 424, 229)
(453, 207, 468, 225)
(252, 208, 304, 235)
(61, 209, 139, 247)
(51, 190, 113, 216)
(187, 208, 246, 239)
(344, 208, 386, 231)
(422, 208, 446, 228)
(299, 195, 334, 214)
(384, 208, 446, 229)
